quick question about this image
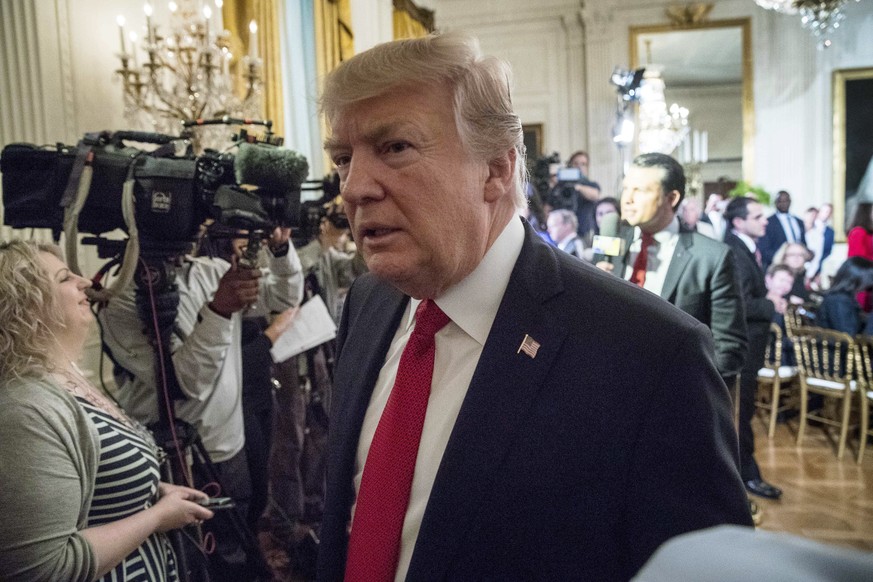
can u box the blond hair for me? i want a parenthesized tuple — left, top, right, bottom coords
(319, 30, 527, 208)
(0, 240, 65, 380)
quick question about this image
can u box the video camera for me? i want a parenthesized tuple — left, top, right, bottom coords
(547, 166, 595, 213)
(0, 124, 309, 249)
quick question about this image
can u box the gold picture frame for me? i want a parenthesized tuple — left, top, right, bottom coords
(833, 67, 873, 242)
(522, 124, 544, 162)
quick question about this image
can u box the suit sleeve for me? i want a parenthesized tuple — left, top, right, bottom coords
(732, 251, 775, 324)
(624, 322, 753, 574)
(709, 247, 748, 376)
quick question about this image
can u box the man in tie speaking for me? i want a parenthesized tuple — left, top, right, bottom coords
(598, 153, 748, 388)
(318, 31, 752, 582)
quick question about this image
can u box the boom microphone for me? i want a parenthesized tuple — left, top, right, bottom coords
(591, 212, 624, 264)
(234, 143, 309, 194)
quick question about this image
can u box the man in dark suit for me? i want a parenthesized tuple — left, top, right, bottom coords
(723, 197, 786, 501)
(601, 153, 747, 381)
(758, 190, 806, 268)
(317, 32, 752, 582)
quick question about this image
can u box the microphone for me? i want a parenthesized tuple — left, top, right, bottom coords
(234, 143, 309, 194)
(591, 212, 624, 264)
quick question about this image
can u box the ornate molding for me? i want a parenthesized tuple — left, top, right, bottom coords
(665, 3, 714, 26)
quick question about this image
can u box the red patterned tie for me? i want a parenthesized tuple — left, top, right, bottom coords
(630, 231, 655, 287)
(344, 299, 450, 581)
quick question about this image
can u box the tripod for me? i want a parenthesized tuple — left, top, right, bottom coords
(133, 247, 270, 582)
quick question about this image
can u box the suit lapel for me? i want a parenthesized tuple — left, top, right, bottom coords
(408, 223, 569, 578)
(661, 231, 693, 301)
(330, 280, 408, 512)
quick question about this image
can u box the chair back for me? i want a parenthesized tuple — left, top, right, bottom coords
(763, 323, 784, 370)
(785, 304, 815, 340)
(854, 334, 873, 387)
(793, 326, 856, 384)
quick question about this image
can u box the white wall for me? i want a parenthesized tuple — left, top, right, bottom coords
(2, 0, 873, 217)
(670, 84, 743, 183)
(435, 0, 873, 212)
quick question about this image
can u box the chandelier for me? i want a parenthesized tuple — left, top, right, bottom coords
(637, 68, 692, 157)
(114, 0, 264, 152)
(753, 0, 860, 49)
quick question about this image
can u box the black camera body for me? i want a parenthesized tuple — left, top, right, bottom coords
(546, 167, 596, 212)
(0, 130, 308, 245)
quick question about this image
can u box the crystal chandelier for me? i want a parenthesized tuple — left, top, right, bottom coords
(114, 0, 264, 152)
(637, 68, 691, 157)
(753, 0, 860, 49)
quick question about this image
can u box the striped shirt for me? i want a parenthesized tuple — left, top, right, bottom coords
(78, 398, 179, 582)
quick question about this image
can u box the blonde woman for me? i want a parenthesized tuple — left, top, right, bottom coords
(0, 240, 213, 581)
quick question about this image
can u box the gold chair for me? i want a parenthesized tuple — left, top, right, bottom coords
(851, 335, 873, 463)
(756, 323, 798, 438)
(793, 326, 859, 460)
(784, 303, 814, 340)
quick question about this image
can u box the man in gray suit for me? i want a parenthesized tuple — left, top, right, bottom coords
(317, 32, 752, 582)
(600, 153, 748, 382)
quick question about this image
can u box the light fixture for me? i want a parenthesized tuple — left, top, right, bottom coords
(637, 67, 691, 156)
(114, 1, 264, 152)
(613, 113, 635, 145)
(753, 0, 860, 49)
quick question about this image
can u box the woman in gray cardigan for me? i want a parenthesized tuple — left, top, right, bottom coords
(0, 241, 214, 581)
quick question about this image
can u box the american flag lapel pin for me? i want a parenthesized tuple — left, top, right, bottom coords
(517, 334, 540, 359)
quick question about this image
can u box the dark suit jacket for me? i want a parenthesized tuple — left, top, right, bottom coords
(723, 232, 775, 330)
(608, 224, 748, 377)
(759, 212, 806, 268)
(812, 225, 835, 278)
(318, 220, 752, 582)
(817, 291, 862, 336)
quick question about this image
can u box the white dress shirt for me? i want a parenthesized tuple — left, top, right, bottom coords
(733, 230, 758, 255)
(623, 218, 681, 296)
(352, 217, 525, 581)
(776, 212, 800, 243)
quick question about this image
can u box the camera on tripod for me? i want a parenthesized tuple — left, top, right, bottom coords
(0, 124, 309, 251)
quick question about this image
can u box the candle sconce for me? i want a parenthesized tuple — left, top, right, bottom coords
(114, 1, 263, 153)
(679, 130, 708, 202)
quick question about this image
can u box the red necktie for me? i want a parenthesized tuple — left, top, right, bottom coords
(754, 246, 763, 268)
(630, 232, 655, 287)
(344, 299, 450, 581)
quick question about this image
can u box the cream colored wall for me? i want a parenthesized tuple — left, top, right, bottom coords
(670, 84, 743, 184)
(435, 0, 873, 212)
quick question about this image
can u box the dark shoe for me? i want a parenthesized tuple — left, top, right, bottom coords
(745, 478, 783, 500)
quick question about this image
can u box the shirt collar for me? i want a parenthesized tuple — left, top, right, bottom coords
(633, 216, 680, 244)
(732, 230, 758, 252)
(406, 217, 524, 345)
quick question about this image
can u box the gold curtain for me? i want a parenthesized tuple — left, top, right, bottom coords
(222, 0, 284, 137)
(315, 0, 354, 77)
(393, 0, 435, 39)
(314, 0, 353, 169)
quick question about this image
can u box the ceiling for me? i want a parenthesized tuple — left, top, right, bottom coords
(636, 27, 743, 87)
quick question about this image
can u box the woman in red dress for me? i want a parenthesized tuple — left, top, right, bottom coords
(846, 202, 873, 311)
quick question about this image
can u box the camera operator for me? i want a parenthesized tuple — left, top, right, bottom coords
(297, 199, 366, 322)
(99, 225, 303, 581)
(546, 150, 602, 238)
